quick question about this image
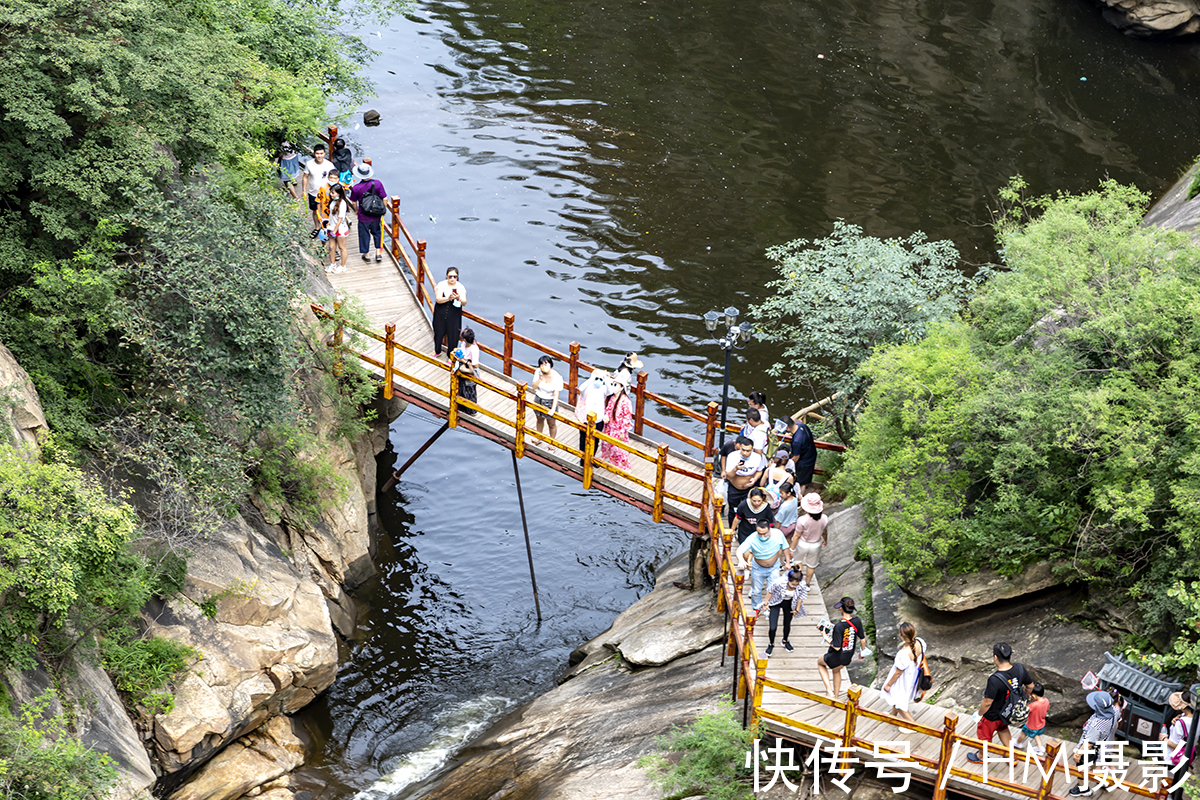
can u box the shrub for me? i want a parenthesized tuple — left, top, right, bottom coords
(638, 704, 757, 800)
(0, 692, 117, 800)
(99, 636, 197, 715)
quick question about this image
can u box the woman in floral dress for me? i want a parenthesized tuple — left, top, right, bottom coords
(600, 375, 633, 470)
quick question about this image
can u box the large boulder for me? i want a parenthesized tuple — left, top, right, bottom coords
(145, 515, 337, 774)
(0, 342, 47, 452)
(167, 716, 305, 800)
(1095, 0, 1200, 38)
(901, 560, 1065, 613)
(566, 551, 724, 671)
(410, 644, 730, 800)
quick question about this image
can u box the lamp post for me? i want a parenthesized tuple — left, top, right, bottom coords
(703, 306, 754, 457)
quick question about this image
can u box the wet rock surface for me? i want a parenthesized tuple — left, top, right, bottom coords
(1095, 0, 1200, 38)
(567, 551, 725, 672)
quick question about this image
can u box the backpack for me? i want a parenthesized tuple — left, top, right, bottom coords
(915, 637, 934, 699)
(359, 182, 387, 218)
(996, 668, 1030, 726)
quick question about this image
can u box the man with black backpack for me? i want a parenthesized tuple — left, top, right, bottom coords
(967, 642, 1036, 764)
(349, 162, 389, 263)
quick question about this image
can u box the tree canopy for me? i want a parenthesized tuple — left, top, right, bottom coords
(835, 180, 1200, 665)
(749, 221, 981, 442)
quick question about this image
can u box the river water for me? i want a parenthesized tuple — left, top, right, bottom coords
(293, 0, 1200, 795)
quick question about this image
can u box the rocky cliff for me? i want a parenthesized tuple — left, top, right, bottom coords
(0, 335, 404, 800)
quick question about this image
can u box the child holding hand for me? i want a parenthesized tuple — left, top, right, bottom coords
(1015, 683, 1050, 756)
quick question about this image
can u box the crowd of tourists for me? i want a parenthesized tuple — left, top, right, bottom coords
(278, 139, 390, 274)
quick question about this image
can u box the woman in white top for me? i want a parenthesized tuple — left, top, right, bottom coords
(530, 355, 564, 445)
(432, 268, 466, 357)
(454, 327, 480, 415)
(1164, 690, 1194, 799)
(759, 449, 792, 506)
(882, 622, 924, 723)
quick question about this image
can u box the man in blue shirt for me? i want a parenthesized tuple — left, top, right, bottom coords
(736, 519, 791, 610)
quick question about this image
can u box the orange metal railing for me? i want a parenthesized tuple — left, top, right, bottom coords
(705, 477, 1169, 800)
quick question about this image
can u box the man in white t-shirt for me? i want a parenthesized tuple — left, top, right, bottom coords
(740, 408, 769, 454)
(724, 435, 765, 522)
(300, 145, 335, 230)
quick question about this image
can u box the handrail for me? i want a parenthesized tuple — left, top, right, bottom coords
(310, 302, 708, 524)
(368, 206, 731, 460)
(703, 473, 1169, 800)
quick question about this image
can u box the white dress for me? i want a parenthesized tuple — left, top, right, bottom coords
(883, 644, 921, 712)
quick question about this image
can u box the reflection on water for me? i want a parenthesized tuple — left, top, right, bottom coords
(296, 0, 1200, 794)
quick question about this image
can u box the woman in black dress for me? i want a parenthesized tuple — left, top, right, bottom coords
(432, 268, 466, 357)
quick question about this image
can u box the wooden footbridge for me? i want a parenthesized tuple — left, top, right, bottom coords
(308, 127, 1177, 800)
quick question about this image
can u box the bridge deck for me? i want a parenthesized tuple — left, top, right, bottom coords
(325, 225, 706, 531)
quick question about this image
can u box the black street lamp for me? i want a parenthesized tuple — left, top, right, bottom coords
(703, 306, 754, 457)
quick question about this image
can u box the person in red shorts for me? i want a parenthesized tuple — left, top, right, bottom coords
(967, 642, 1035, 763)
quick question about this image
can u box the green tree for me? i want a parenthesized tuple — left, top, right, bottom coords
(0, 446, 139, 669)
(638, 704, 757, 800)
(838, 179, 1200, 657)
(749, 222, 980, 443)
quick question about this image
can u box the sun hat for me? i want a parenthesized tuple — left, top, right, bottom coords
(353, 163, 375, 181)
(801, 493, 824, 514)
(622, 352, 644, 370)
(1169, 691, 1190, 711)
(614, 370, 631, 387)
(1087, 690, 1115, 719)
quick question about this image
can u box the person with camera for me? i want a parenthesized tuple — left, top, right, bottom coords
(724, 435, 765, 524)
(817, 597, 865, 700)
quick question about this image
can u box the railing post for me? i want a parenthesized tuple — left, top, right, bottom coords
(843, 686, 861, 755)
(567, 342, 581, 405)
(448, 365, 459, 429)
(416, 239, 428, 309)
(383, 324, 396, 400)
(716, 558, 728, 613)
(1034, 741, 1062, 800)
(701, 461, 713, 521)
(503, 313, 515, 377)
(389, 197, 401, 261)
(750, 658, 767, 731)
(327, 125, 338, 148)
(633, 372, 647, 436)
(515, 382, 528, 458)
(583, 411, 596, 489)
(931, 713, 959, 800)
(652, 443, 668, 523)
(704, 401, 719, 461)
(331, 296, 344, 377)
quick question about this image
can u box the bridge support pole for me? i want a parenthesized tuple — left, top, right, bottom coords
(382, 422, 450, 492)
(511, 452, 543, 622)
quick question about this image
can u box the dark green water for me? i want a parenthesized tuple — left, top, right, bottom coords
(292, 1, 1200, 796)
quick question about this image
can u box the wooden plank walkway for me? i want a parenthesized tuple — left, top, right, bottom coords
(736, 567, 1164, 800)
(324, 217, 709, 532)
